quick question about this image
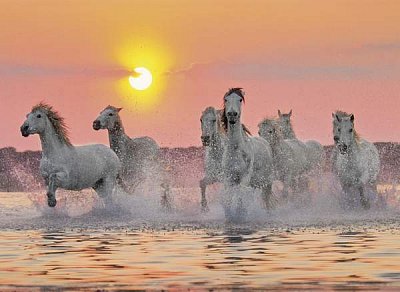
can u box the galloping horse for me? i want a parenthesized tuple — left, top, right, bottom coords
(93, 106, 171, 209)
(221, 88, 274, 219)
(258, 118, 309, 198)
(276, 110, 325, 197)
(199, 106, 224, 212)
(20, 102, 121, 208)
(332, 111, 380, 209)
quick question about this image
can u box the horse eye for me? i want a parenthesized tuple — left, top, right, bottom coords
(269, 130, 273, 134)
(109, 113, 113, 117)
(240, 98, 243, 102)
(349, 129, 353, 133)
(338, 128, 341, 132)
(36, 114, 41, 118)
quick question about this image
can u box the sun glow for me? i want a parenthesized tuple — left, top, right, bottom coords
(129, 67, 152, 90)
(115, 38, 174, 112)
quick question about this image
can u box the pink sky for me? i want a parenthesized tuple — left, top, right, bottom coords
(1, 0, 399, 151)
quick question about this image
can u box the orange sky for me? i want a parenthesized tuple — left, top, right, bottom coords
(1, 0, 400, 150)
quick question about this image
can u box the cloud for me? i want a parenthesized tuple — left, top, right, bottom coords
(166, 60, 395, 80)
(0, 63, 128, 77)
(360, 41, 400, 51)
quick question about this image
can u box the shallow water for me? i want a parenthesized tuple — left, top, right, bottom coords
(1, 190, 400, 290)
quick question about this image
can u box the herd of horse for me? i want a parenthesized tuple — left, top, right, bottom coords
(19, 87, 381, 219)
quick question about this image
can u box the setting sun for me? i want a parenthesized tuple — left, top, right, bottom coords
(129, 67, 152, 91)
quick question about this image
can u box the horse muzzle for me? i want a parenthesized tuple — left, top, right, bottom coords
(337, 144, 348, 154)
(92, 120, 101, 130)
(20, 124, 30, 137)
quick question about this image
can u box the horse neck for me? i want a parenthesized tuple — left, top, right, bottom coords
(269, 133, 285, 155)
(226, 121, 245, 150)
(343, 139, 360, 158)
(282, 123, 296, 139)
(108, 119, 129, 156)
(39, 122, 71, 158)
(208, 131, 224, 158)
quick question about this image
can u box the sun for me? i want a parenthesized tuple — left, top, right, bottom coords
(129, 67, 152, 90)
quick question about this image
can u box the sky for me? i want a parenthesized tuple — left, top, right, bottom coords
(0, 0, 399, 151)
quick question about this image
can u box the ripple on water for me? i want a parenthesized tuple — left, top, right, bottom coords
(1, 190, 400, 289)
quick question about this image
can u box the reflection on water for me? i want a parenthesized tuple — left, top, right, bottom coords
(1, 227, 400, 289)
(1, 190, 400, 289)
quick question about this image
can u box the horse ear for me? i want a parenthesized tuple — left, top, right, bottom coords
(289, 109, 292, 116)
(278, 110, 282, 117)
(350, 114, 354, 122)
(117, 107, 123, 112)
(332, 113, 340, 122)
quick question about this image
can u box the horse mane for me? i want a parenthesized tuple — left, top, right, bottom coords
(334, 110, 351, 119)
(334, 110, 361, 142)
(31, 102, 72, 146)
(104, 105, 121, 112)
(220, 88, 251, 135)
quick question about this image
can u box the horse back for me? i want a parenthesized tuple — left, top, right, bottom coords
(129, 136, 160, 158)
(249, 136, 273, 170)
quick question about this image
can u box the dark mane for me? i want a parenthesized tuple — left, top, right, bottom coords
(220, 88, 250, 135)
(223, 87, 245, 102)
(31, 102, 72, 146)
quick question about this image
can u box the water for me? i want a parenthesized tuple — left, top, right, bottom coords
(1, 189, 400, 290)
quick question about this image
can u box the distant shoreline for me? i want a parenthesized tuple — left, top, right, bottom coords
(0, 142, 399, 192)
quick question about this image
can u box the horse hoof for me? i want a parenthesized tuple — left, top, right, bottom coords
(47, 193, 57, 207)
(48, 198, 57, 207)
(201, 200, 209, 213)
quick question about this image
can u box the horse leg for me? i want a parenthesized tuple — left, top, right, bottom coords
(160, 181, 173, 212)
(359, 185, 370, 210)
(94, 176, 115, 208)
(46, 172, 68, 207)
(261, 183, 274, 209)
(200, 177, 215, 212)
(47, 173, 58, 207)
(282, 174, 292, 202)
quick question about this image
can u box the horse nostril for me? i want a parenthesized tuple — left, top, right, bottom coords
(93, 120, 100, 129)
(227, 112, 238, 117)
(21, 125, 29, 133)
(20, 124, 29, 136)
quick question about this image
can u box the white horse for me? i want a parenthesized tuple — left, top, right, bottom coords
(221, 88, 274, 219)
(277, 109, 325, 176)
(93, 106, 171, 209)
(199, 107, 225, 212)
(258, 118, 309, 198)
(332, 111, 380, 209)
(20, 102, 121, 208)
